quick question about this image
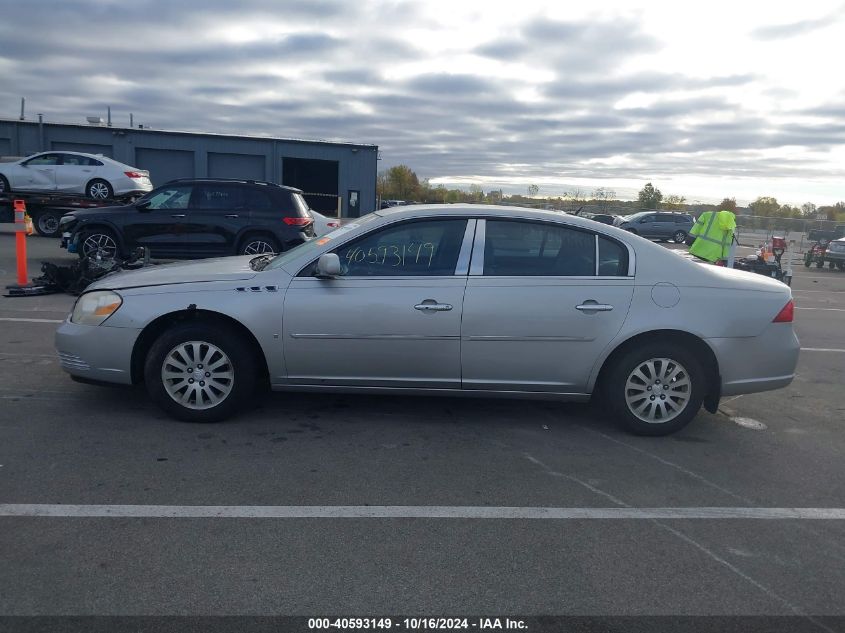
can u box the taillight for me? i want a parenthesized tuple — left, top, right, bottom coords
(283, 217, 313, 226)
(124, 171, 146, 179)
(772, 300, 794, 323)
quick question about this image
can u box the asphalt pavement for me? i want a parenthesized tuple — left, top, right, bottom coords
(0, 234, 844, 627)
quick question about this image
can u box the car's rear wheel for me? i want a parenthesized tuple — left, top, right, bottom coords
(144, 322, 256, 423)
(34, 210, 62, 237)
(239, 234, 280, 256)
(673, 230, 687, 243)
(79, 228, 120, 259)
(829, 262, 836, 270)
(0, 174, 10, 194)
(838, 262, 845, 271)
(86, 179, 113, 200)
(604, 343, 705, 436)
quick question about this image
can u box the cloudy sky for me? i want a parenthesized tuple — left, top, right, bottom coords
(2, 0, 845, 205)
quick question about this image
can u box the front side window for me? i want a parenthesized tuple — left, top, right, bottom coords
(144, 185, 193, 210)
(655, 215, 674, 223)
(60, 154, 99, 166)
(24, 153, 60, 166)
(334, 219, 467, 277)
(483, 220, 595, 276)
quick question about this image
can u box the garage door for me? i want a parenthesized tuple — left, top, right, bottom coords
(51, 142, 114, 158)
(207, 152, 265, 180)
(135, 148, 194, 186)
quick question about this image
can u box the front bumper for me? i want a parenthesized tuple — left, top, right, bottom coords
(706, 324, 800, 396)
(55, 319, 141, 385)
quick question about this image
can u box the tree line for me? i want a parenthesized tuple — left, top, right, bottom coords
(378, 165, 845, 222)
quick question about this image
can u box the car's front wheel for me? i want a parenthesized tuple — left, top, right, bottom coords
(0, 174, 10, 194)
(144, 322, 256, 423)
(604, 343, 706, 436)
(79, 228, 120, 259)
(673, 230, 687, 243)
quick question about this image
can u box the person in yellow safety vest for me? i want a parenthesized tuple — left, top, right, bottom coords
(688, 209, 737, 262)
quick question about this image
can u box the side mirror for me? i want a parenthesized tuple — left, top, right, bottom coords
(136, 200, 152, 211)
(315, 253, 341, 278)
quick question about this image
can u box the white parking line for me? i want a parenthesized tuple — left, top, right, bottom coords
(0, 317, 63, 323)
(795, 307, 845, 312)
(1, 504, 844, 519)
(801, 347, 845, 353)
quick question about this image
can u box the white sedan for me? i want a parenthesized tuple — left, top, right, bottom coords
(308, 209, 341, 236)
(0, 151, 152, 200)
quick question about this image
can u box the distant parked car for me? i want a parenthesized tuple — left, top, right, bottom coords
(380, 199, 406, 209)
(823, 237, 845, 270)
(0, 151, 152, 200)
(614, 211, 694, 243)
(59, 178, 314, 259)
(586, 213, 616, 225)
(308, 209, 341, 236)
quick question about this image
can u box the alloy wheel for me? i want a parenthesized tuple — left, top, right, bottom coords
(161, 341, 235, 410)
(624, 357, 691, 424)
(82, 233, 118, 258)
(89, 182, 111, 199)
(243, 240, 276, 255)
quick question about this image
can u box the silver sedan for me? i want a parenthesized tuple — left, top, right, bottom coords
(54, 205, 799, 435)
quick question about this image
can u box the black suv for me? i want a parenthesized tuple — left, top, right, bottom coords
(59, 179, 314, 259)
(613, 211, 694, 243)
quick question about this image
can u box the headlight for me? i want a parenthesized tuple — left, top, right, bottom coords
(71, 290, 123, 325)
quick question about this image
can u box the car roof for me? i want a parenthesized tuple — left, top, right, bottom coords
(163, 178, 303, 192)
(376, 203, 629, 232)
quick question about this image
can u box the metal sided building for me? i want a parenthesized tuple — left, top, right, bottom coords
(0, 119, 378, 217)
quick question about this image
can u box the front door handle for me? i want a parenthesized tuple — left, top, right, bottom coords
(415, 300, 453, 312)
(171, 214, 186, 218)
(576, 302, 614, 312)
(225, 214, 239, 218)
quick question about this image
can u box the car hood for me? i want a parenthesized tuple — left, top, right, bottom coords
(87, 256, 259, 291)
(62, 204, 132, 219)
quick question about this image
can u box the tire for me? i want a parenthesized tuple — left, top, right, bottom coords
(0, 174, 10, 194)
(816, 260, 824, 269)
(144, 321, 256, 423)
(34, 209, 62, 237)
(238, 234, 280, 256)
(829, 262, 836, 270)
(86, 179, 114, 200)
(603, 342, 706, 436)
(804, 253, 812, 268)
(673, 230, 687, 244)
(838, 262, 845, 271)
(79, 228, 120, 259)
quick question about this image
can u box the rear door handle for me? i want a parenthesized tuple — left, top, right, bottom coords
(415, 302, 453, 312)
(576, 302, 614, 312)
(171, 214, 186, 218)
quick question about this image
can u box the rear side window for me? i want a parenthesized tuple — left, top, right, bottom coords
(598, 237, 629, 276)
(483, 220, 595, 276)
(244, 188, 273, 210)
(676, 215, 693, 223)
